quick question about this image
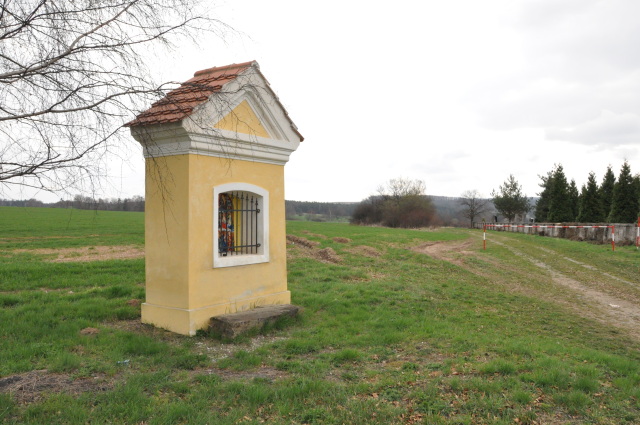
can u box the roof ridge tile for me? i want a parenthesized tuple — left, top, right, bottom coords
(192, 61, 255, 78)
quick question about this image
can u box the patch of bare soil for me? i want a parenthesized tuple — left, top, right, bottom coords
(0, 370, 112, 404)
(316, 247, 341, 263)
(0, 235, 100, 243)
(332, 237, 351, 243)
(345, 245, 384, 258)
(286, 235, 342, 264)
(301, 231, 327, 239)
(0, 287, 74, 295)
(411, 240, 476, 266)
(286, 235, 319, 248)
(13, 245, 144, 262)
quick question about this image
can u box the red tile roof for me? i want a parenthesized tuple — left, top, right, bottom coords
(125, 61, 255, 127)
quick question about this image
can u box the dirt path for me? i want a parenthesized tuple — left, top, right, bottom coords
(10, 245, 144, 262)
(413, 235, 640, 341)
(412, 240, 475, 266)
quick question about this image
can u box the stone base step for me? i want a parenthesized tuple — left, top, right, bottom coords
(209, 304, 301, 339)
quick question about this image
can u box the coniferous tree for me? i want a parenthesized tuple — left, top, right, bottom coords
(578, 184, 587, 218)
(599, 166, 616, 221)
(577, 172, 603, 222)
(568, 179, 579, 221)
(547, 165, 573, 222)
(608, 161, 638, 223)
(492, 175, 530, 222)
(534, 167, 555, 221)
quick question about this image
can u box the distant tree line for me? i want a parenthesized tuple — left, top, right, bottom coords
(285, 200, 356, 221)
(0, 195, 145, 212)
(534, 161, 639, 223)
(3, 197, 354, 217)
(5, 161, 637, 226)
(0, 192, 465, 227)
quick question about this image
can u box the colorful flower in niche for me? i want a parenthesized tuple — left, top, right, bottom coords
(218, 193, 235, 255)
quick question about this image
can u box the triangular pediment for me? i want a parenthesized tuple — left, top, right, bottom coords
(213, 99, 271, 139)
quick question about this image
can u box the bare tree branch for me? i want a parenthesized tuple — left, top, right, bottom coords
(0, 0, 231, 195)
(459, 189, 490, 228)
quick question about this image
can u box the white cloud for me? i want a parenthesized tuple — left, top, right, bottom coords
(546, 110, 640, 147)
(466, 0, 640, 151)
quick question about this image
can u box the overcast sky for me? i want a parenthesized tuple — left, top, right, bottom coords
(14, 0, 640, 203)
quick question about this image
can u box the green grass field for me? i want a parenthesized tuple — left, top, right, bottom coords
(1, 206, 639, 424)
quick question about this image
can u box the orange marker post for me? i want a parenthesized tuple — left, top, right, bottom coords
(483, 223, 487, 250)
(611, 225, 615, 252)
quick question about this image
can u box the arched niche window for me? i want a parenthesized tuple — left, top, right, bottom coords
(213, 183, 269, 268)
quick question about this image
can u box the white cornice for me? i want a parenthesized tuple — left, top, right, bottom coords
(132, 126, 300, 165)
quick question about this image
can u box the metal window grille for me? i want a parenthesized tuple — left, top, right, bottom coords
(218, 191, 261, 256)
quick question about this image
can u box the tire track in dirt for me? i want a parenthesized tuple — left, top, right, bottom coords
(412, 233, 640, 340)
(411, 238, 503, 283)
(487, 236, 640, 340)
(533, 245, 639, 289)
(411, 240, 475, 265)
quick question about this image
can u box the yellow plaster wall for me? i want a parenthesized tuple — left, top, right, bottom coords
(142, 152, 289, 335)
(213, 100, 271, 138)
(143, 155, 191, 309)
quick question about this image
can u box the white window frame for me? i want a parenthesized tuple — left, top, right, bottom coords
(213, 183, 269, 268)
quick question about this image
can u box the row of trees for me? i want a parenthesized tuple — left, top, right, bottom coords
(485, 161, 640, 225)
(350, 176, 526, 230)
(535, 162, 639, 223)
(67, 195, 146, 212)
(0, 195, 145, 212)
(286, 201, 357, 221)
(356, 161, 639, 230)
